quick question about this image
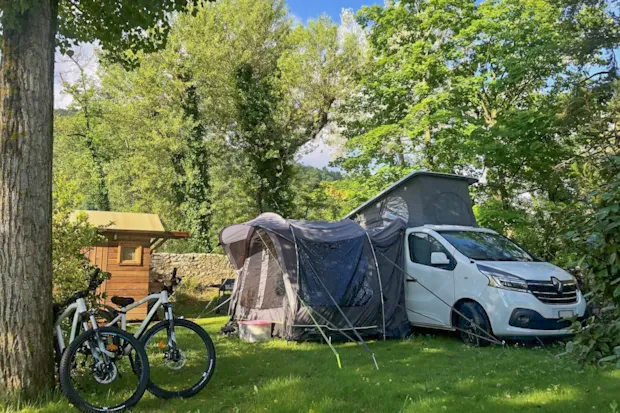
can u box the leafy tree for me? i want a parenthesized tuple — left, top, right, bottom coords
(51, 1, 363, 250)
(333, 0, 618, 255)
(0, 0, 203, 397)
(55, 57, 112, 210)
(172, 82, 213, 252)
(177, 0, 365, 219)
(289, 165, 344, 220)
(337, 0, 616, 189)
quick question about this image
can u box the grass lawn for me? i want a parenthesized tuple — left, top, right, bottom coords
(8, 316, 620, 413)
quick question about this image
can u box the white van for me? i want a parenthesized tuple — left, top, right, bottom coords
(347, 170, 587, 345)
(404, 225, 586, 345)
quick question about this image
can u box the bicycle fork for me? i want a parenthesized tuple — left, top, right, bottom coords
(77, 298, 115, 364)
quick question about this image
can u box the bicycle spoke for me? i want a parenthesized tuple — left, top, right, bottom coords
(62, 329, 148, 411)
(144, 320, 215, 397)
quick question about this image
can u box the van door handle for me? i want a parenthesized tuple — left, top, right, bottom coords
(406, 278, 417, 283)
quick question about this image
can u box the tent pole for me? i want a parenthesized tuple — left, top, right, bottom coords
(254, 230, 359, 345)
(256, 231, 342, 368)
(299, 297, 343, 369)
(291, 227, 379, 370)
(366, 231, 386, 341)
(255, 227, 377, 365)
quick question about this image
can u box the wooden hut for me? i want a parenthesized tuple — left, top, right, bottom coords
(72, 210, 190, 319)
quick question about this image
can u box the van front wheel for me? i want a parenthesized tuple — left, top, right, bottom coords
(457, 302, 492, 347)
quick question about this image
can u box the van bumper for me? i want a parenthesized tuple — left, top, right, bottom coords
(479, 287, 587, 337)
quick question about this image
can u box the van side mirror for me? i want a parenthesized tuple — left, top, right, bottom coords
(431, 252, 450, 265)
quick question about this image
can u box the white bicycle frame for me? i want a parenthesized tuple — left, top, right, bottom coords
(54, 296, 113, 358)
(105, 290, 176, 343)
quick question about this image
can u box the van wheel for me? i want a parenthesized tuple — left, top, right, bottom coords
(457, 302, 493, 347)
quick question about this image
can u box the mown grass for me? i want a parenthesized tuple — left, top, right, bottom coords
(4, 316, 620, 413)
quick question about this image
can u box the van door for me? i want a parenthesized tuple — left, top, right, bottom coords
(405, 232, 456, 327)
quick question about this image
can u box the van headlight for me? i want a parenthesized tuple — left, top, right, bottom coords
(477, 264, 529, 293)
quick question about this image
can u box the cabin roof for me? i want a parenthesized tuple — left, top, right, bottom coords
(71, 210, 190, 239)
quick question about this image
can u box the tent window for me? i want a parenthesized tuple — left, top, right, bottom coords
(240, 243, 261, 308)
(260, 233, 285, 310)
(240, 231, 286, 310)
(408, 233, 454, 270)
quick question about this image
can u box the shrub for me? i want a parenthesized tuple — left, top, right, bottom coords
(564, 157, 620, 366)
(565, 316, 620, 367)
(52, 209, 104, 303)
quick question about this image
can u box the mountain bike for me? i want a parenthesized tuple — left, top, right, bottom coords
(53, 268, 150, 413)
(99, 268, 216, 399)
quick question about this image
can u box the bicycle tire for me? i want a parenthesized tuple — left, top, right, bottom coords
(59, 326, 150, 413)
(141, 319, 216, 399)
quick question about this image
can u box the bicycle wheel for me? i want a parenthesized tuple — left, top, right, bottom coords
(141, 319, 216, 399)
(59, 326, 150, 413)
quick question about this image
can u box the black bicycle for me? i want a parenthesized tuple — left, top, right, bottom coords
(53, 269, 150, 413)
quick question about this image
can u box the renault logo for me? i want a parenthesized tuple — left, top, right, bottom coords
(551, 277, 563, 294)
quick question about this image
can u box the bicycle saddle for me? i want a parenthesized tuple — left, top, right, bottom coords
(111, 296, 135, 307)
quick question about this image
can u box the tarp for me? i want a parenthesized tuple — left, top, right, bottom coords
(220, 213, 409, 340)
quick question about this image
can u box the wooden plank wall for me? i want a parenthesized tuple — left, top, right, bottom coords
(89, 234, 151, 320)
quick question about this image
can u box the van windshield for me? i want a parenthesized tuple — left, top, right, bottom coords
(438, 231, 534, 262)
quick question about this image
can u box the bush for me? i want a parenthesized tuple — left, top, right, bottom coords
(564, 316, 620, 367)
(52, 209, 104, 303)
(564, 157, 620, 366)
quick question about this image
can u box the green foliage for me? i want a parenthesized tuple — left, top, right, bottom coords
(561, 158, 620, 366)
(289, 165, 343, 220)
(55, 64, 111, 211)
(233, 61, 294, 214)
(53, 0, 365, 248)
(1, 0, 201, 66)
(564, 317, 620, 368)
(583, 166, 620, 307)
(336, 0, 617, 207)
(57, 0, 201, 66)
(176, 0, 363, 219)
(173, 84, 213, 252)
(52, 176, 104, 303)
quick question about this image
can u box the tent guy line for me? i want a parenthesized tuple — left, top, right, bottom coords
(373, 249, 505, 346)
(290, 228, 380, 370)
(257, 230, 374, 370)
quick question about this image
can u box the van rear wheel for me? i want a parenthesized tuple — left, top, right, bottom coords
(457, 302, 493, 347)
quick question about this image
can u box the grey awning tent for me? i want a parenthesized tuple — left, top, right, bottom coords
(345, 171, 478, 229)
(220, 213, 409, 340)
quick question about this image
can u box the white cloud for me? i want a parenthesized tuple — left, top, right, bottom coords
(54, 44, 98, 109)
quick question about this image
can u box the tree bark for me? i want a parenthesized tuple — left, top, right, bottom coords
(0, 0, 57, 397)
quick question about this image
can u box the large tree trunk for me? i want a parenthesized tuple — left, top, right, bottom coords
(0, 0, 57, 397)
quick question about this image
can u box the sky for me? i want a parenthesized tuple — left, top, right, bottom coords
(54, 1, 377, 168)
(288, 0, 377, 22)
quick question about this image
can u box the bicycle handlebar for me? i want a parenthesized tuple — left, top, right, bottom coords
(163, 267, 181, 293)
(54, 268, 110, 310)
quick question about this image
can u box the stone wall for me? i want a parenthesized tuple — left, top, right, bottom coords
(149, 253, 235, 291)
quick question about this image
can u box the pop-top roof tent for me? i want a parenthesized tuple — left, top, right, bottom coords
(220, 213, 410, 341)
(345, 171, 478, 229)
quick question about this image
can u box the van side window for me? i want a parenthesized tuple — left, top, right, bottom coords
(408, 233, 455, 270)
